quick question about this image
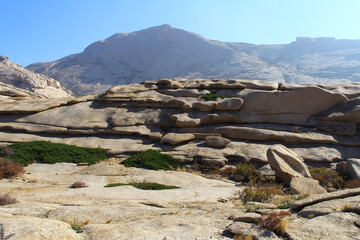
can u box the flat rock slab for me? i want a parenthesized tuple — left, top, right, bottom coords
(160, 133, 195, 145)
(291, 187, 360, 211)
(286, 212, 360, 240)
(290, 177, 327, 195)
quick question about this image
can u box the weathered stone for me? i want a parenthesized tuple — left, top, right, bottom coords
(290, 177, 327, 195)
(215, 98, 243, 111)
(226, 222, 280, 240)
(246, 202, 278, 209)
(267, 145, 312, 184)
(160, 133, 195, 145)
(286, 212, 360, 240)
(318, 120, 356, 136)
(345, 158, 360, 180)
(205, 136, 231, 148)
(316, 97, 360, 123)
(291, 188, 360, 211)
(231, 212, 262, 223)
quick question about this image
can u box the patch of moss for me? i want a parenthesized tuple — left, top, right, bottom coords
(104, 182, 180, 190)
(121, 149, 179, 170)
(5, 141, 108, 166)
(200, 93, 232, 101)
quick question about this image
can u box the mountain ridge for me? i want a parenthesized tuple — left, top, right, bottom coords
(27, 25, 360, 95)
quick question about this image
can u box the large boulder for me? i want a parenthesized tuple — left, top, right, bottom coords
(290, 177, 327, 195)
(205, 136, 231, 148)
(345, 158, 360, 180)
(266, 144, 312, 184)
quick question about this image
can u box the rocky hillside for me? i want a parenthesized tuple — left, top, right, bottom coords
(0, 56, 70, 98)
(1, 78, 360, 171)
(27, 25, 360, 95)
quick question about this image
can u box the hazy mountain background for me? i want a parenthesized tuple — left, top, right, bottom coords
(26, 24, 360, 95)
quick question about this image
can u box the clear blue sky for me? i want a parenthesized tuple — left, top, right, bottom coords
(2, 0, 360, 66)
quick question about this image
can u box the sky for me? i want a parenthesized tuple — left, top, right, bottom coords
(2, 0, 360, 66)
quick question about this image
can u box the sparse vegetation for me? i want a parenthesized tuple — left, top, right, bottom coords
(0, 158, 25, 179)
(278, 199, 295, 209)
(70, 181, 87, 188)
(104, 180, 180, 190)
(310, 167, 345, 189)
(0, 193, 19, 205)
(200, 93, 232, 101)
(237, 181, 284, 204)
(260, 211, 291, 236)
(245, 203, 262, 212)
(62, 219, 90, 233)
(236, 162, 259, 182)
(4, 141, 108, 166)
(344, 179, 360, 189)
(121, 149, 179, 170)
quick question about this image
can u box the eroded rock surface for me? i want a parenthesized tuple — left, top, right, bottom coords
(1, 78, 360, 169)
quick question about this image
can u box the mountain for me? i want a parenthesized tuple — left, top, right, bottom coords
(0, 56, 70, 98)
(27, 25, 360, 95)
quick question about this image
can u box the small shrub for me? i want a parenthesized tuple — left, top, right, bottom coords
(200, 93, 232, 101)
(238, 181, 284, 204)
(245, 203, 262, 212)
(121, 150, 179, 170)
(310, 167, 345, 189)
(344, 179, 360, 189)
(0, 158, 25, 179)
(260, 211, 291, 236)
(236, 162, 259, 182)
(70, 181, 87, 188)
(6, 141, 108, 166)
(278, 199, 295, 209)
(0, 193, 19, 205)
(62, 219, 90, 233)
(104, 180, 180, 190)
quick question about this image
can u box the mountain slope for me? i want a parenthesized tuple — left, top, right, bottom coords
(0, 56, 70, 98)
(27, 25, 360, 95)
(27, 25, 282, 95)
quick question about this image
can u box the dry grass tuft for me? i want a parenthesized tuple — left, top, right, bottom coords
(70, 181, 88, 188)
(0, 193, 19, 205)
(0, 158, 25, 179)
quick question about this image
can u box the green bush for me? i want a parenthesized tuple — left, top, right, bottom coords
(310, 167, 345, 189)
(236, 162, 259, 182)
(238, 181, 284, 204)
(104, 182, 180, 190)
(121, 149, 179, 170)
(200, 93, 232, 101)
(5, 141, 108, 166)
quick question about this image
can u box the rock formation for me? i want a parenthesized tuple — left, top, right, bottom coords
(1, 78, 360, 180)
(26, 25, 360, 95)
(0, 56, 70, 98)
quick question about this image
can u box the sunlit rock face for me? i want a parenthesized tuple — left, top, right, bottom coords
(0, 56, 70, 98)
(2, 78, 360, 169)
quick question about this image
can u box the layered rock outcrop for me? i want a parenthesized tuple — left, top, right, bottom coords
(0, 56, 70, 98)
(1, 78, 360, 175)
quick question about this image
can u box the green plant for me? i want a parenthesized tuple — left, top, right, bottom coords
(260, 211, 291, 236)
(0, 193, 18, 205)
(62, 219, 90, 233)
(236, 162, 259, 182)
(200, 93, 232, 101)
(278, 199, 295, 209)
(104, 182, 180, 190)
(238, 181, 284, 204)
(70, 181, 87, 188)
(245, 203, 262, 212)
(121, 149, 179, 170)
(310, 167, 345, 189)
(0, 158, 25, 179)
(6, 141, 108, 166)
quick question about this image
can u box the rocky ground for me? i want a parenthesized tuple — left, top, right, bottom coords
(0, 161, 359, 240)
